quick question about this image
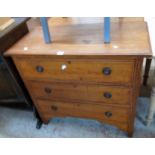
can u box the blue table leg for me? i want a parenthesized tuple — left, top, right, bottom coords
(104, 17, 110, 43)
(40, 17, 51, 43)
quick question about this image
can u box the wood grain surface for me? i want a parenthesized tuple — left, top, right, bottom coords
(5, 20, 151, 137)
(5, 22, 151, 56)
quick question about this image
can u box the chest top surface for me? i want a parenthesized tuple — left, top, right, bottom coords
(5, 21, 152, 57)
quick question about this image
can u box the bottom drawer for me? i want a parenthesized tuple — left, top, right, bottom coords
(36, 100, 129, 124)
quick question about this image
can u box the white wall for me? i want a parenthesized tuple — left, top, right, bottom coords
(145, 17, 155, 55)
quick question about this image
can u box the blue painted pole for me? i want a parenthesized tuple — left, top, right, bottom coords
(40, 17, 51, 43)
(104, 17, 110, 43)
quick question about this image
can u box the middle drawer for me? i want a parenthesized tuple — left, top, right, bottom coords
(29, 81, 131, 105)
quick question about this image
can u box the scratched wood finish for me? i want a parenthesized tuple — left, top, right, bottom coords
(5, 22, 151, 56)
(5, 21, 151, 137)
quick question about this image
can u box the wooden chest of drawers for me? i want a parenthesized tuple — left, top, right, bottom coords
(5, 21, 151, 137)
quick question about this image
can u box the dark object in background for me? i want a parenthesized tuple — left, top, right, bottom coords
(0, 17, 32, 109)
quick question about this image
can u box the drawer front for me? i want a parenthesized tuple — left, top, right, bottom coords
(16, 58, 134, 84)
(29, 81, 131, 105)
(88, 85, 131, 104)
(29, 81, 87, 102)
(36, 100, 129, 123)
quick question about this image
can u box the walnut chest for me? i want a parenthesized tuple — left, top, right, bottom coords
(5, 21, 151, 137)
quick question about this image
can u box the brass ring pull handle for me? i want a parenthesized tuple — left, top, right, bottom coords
(44, 87, 52, 94)
(36, 66, 44, 72)
(102, 67, 112, 75)
(103, 92, 112, 99)
(51, 105, 58, 111)
(104, 111, 112, 118)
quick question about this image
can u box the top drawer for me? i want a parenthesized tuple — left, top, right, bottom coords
(14, 57, 134, 85)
